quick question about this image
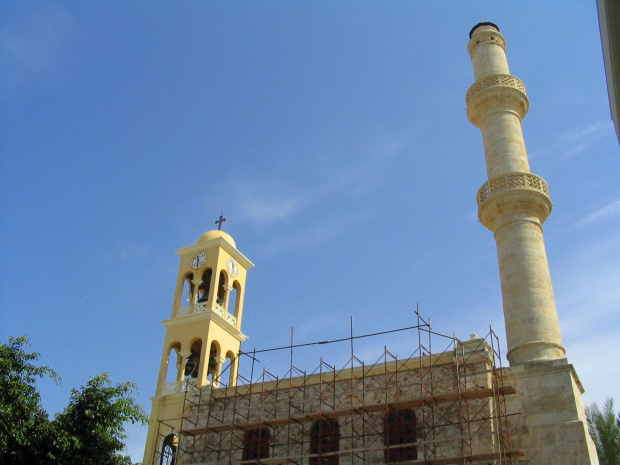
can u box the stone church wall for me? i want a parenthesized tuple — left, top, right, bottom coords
(179, 344, 508, 465)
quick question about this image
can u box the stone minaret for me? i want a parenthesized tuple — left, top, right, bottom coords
(466, 23, 565, 366)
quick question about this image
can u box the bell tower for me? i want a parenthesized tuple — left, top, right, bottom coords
(143, 227, 254, 465)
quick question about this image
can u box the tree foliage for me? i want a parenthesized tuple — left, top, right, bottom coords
(54, 374, 149, 465)
(586, 397, 620, 465)
(0, 337, 148, 465)
(0, 336, 59, 464)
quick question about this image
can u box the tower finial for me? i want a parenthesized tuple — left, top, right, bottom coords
(215, 213, 226, 231)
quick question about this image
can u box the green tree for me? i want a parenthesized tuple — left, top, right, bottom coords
(0, 336, 59, 464)
(0, 337, 148, 465)
(53, 373, 149, 465)
(586, 397, 620, 465)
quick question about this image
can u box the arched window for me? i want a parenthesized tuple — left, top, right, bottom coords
(197, 269, 212, 303)
(229, 282, 240, 317)
(217, 271, 227, 306)
(184, 339, 202, 378)
(242, 427, 270, 464)
(207, 341, 220, 381)
(384, 409, 417, 463)
(310, 418, 340, 465)
(223, 351, 235, 387)
(181, 274, 194, 307)
(160, 434, 177, 465)
(165, 344, 181, 383)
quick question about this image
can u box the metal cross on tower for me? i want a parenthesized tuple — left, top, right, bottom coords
(215, 213, 226, 230)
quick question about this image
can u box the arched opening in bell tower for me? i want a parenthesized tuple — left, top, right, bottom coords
(197, 268, 212, 303)
(230, 281, 241, 317)
(180, 274, 194, 307)
(216, 271, 228, 307)
(223, 350, 236, 387)
(207, 340, 220, 382)
(165, 343, 181, 383)
(184, 339, 202, 379)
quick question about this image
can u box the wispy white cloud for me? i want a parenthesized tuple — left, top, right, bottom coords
(317, 134, 409, 197)
(256, 215, 357, 256)
(230, 134, 410, 228)
(575, 198, 620, 228)
(560, 122, 611, 158)
(530, 121, 612, 160)
(234, 184, 305, 225)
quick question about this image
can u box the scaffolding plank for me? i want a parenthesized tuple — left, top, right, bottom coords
(184, 450, 526, 465)
(181, 386, 516, 435)
(395, 450, 526, 464)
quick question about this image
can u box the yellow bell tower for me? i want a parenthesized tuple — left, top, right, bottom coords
(142, 225, 254, 465)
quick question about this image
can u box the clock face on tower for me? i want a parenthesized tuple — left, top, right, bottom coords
(190, 252, 207, 269)
(227, 257, 239, 277)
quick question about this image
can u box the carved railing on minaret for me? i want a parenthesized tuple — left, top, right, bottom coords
(466, 23, 566, 365)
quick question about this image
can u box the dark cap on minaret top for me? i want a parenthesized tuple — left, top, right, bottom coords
(469, 22, 499, 38)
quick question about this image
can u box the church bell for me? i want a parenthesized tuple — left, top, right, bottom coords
(184, 354, 197, 378)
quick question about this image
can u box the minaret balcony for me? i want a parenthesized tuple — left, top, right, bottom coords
(477, 172, 553, 231)
(477, 172, 549, 205)
(465, 74, 526, 104)
(466, 74, 529, 126)
(175, 302, 237, 326)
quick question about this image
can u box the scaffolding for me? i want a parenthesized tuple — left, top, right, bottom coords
(154, 309, 525, 465)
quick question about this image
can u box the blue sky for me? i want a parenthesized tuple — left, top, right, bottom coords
(1, 1, 619, 461)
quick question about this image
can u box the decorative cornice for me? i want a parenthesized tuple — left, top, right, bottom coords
(162, 310, 248, 343)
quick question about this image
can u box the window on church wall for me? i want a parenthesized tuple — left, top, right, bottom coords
(180, 274, 194, 307)
(165, 344, 181, 383)
(242, 427, 270, 464)
(384, 409, 418, 463)
(216, 271, 227, 307)
(160, 434, 178, 465)
(310, 418, 340, 465)
(197, 269, 212, 303)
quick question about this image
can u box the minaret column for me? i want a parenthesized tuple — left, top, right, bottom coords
(466, 23, 565, 365)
